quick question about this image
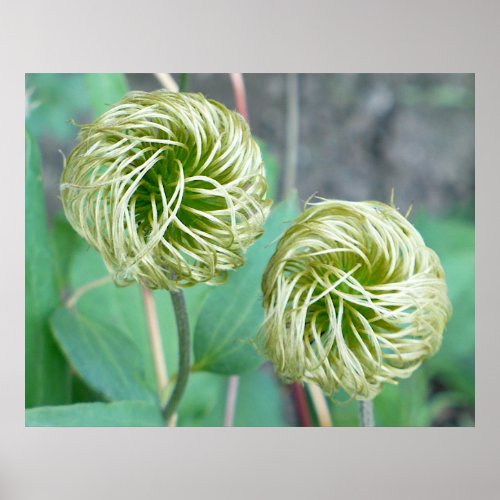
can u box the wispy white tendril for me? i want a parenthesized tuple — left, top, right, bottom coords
(61, 91, 270, 289)
(260, 199, 452, 400)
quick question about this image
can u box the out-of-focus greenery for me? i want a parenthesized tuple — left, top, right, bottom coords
(25, 131, 71, 407)
(25, 74, 474, 426)
(400, 82, 474, 109)
(26, 74, 90, 143)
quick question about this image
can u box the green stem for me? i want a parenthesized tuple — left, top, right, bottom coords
(359, 400, 375, 427)
(162, 287, 190, 424)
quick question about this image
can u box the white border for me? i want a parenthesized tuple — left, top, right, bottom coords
(1, 1, 496, 499)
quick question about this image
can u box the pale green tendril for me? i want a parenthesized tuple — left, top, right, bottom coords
(61, 91, 270, 289)
(260, 199, 452, 400)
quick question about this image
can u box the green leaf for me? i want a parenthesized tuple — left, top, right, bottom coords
(327, 391, 359, 427)
(50, 307, 156, 403)
(178, 368, 289, 426)
(413, 213, 474, 258)
(177, 372, 226, 426)
(414, 213, 475, 404)
(330, 370, 431, 427)
(26, 74, 88, 143)
(50, 212, 85, 293)
(257, 138, 280, 202)
(193, 193, 300, 375)
(85, 74, 128, 118)
(25, 130, 70, 407)
(68, 248, 158, 387)
(234, 367, 288, 426)
(67, 245, 211, 390)
(26, 401, 163, 427)
(427, 250, 475, 404)
(70, 375, 107, 405)
(373, 370, 431, 426)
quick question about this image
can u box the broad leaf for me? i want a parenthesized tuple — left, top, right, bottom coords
(234, 367, 289, 426)
(50, 212, 85, 293)
(414, 213, 474, 258)
(193, 193, 300, 375)
(85, 73, 129, 118)
(67, 245, 211, 389)
(414, 214, 475, 404)
(373, 370, 431, 426)
(71, 375, 107, 405)
(50, 307, 156, 403)
(177, 372, 226, 426)
(25, 130, 70, 407)
(426, 249, 475, 403)
(26, 401, 163, 427)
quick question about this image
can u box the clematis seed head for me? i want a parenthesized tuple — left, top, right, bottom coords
(61, 90, 270, 289)
(260, 199, 452, 400)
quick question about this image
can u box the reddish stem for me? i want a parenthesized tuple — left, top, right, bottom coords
(291, 383, 313, 427)
(229, 73, 249, 121)
(223, 72, 249, 427)
(229, 73, 313, 427)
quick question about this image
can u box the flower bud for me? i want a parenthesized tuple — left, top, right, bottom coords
(261, 199, 452, 400)
(61, 91, 270, 289)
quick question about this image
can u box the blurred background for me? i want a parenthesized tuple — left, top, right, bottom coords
(27, 74, 474, 218)
(25, 74, 474, 426)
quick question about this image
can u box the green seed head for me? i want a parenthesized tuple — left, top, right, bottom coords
(61, 91, 271, 289)
(260, 199, 452, 400)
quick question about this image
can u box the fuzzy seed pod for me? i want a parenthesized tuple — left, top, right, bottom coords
(261, 199, 452, 400)
(61, 91, 270, 289)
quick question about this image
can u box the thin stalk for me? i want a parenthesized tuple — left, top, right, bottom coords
(155, 73, 179, 92)
(282, 73, 330, 427)
(359, 400, 375, 427)
(274, 73, 314, 427)
(283, 73, 299, 198)
(229, 73, 249, 121)
(291, 383, 312, 426)
(224, 376, 240, 426)
(65, 276, 112, 308)
(140, 286, 169, 399)
(162, 287, 191, 424)
(150, 74, 188, 426)
(307, 383, 333, 427)
(222, 72, 248, 427)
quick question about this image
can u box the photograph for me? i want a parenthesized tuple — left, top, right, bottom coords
(25, 72, 474, 427)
